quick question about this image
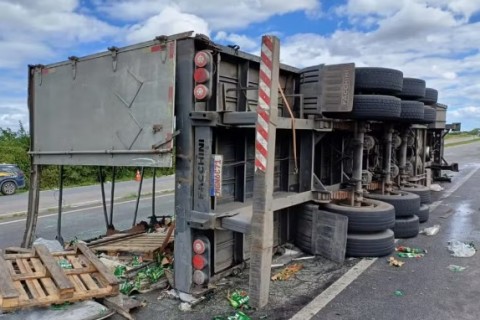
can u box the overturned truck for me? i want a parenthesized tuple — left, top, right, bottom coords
(24, 32, 459, 306)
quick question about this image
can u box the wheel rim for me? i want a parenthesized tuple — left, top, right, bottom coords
(2, 182, 15, 195)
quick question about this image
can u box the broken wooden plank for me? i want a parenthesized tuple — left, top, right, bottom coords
(101, 294, 142, 320)
(34, 244, 75, 299)
(0, 249, 19, 309)
(75, 243, 119, 288)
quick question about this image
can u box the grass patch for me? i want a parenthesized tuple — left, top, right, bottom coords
(445, 133, 473, 140)
(445, 138, 480, 147)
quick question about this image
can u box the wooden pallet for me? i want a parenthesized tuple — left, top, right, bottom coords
(89, 226, 174, 260)
(0, 243, 118, 311)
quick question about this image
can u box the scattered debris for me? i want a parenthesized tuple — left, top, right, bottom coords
(57, 259, 73, 269)
(397, 252, 424, 258)
(271, 263, 303, 281)
(447, 240, 476, 257)
(178, 302, 192, 312)
(33, 238, 64, 252)
(228, 290, 250, 309)
(214, 311, 252, 320)
(2, 300, 114, 320)
(396, 246, 427, 254)
(394, 290, 404, 297)
(388, 257, 405, 267)
(430, 184, 444, 192)
(101, 294, 143, 320)
(447, 265, 466, 272)
(420, 225, 440, 236)
(272, 256, 315, 268)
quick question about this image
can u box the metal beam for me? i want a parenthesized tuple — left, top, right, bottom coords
(249, 35, 280, 308)
(22, 165, 41, 248)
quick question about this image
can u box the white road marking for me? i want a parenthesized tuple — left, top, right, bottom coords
(290, 164, 480, 320)
(0, 193, 173, 226)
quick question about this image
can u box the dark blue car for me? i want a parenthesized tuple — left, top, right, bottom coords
(0, 164, 26, 195)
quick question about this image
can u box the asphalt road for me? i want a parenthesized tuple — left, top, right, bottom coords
(0, 175, 175, 215)
(0, 193, 175, 248)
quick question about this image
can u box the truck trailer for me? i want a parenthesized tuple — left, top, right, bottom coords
(23, 32, 458, 307)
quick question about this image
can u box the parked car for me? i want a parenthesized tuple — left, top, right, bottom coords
(0, 164, 26, 195)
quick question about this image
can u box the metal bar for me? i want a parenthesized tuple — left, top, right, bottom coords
(98, 167, 109, 228)
(132, 167, 145, 226)
(173, 38, 195, 294)
(352, 122, 365, 196)
(22, 165, 41, 248)
(249, 35, 280, 308)
(109, 167, 116, 228)
(56, 166, 65, 246)
(151, 168, 158, 223)
(383, 124, 394, 191)
(29, 149, 171, 155)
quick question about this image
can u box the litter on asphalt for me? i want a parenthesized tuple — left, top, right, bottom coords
(447, 265, 467, 272)
(388, 257, 405, 267)
(271, 263, 303, 281)
(420, 225, 440, 236)
(447, 240, 476, 257)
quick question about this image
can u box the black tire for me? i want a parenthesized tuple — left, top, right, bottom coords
(417, 204, 430, 223)
(400, 100, 425, 122)
(422, 106, 436, 123)
(364, 191, 420, 217)
(346, 229, 395, 257)
(1, 181, 17, 195)
(419, 88, 438, 105)
(323, 95, 401, 121)
(401, 185, 431, 204)
(397, 77, 426, 99)
(393, 215, 420, 238)
(354, 67, 403, 94)
(322, 199, 395, 233)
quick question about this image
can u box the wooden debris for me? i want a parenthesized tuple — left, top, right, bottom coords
(89, 231, 174, 261)
(101, 294, 143, 320)
(388, 257, 405, 267)
(271, 263, 303, 281)
(0, 244, 118, 312)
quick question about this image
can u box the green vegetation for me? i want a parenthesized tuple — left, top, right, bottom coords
(0, 123, 174, 190)
(445, 128, 480, 139)
(445, 138, 480, 147)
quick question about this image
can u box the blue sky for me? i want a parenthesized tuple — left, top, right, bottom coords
(1, 0, 480, 130)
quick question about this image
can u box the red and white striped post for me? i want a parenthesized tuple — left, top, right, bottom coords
(249, 35, 280, 308)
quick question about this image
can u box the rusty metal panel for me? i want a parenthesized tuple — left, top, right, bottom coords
(31, 40, 176, 167)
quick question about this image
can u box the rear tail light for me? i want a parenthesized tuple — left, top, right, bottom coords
(192, 236, 210, 286)
(193, 50, 213, 101)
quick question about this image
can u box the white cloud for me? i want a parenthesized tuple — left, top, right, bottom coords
(0, 101, 28, 130)
(126, 6, 210, 43)
(95, 0, 319, 30)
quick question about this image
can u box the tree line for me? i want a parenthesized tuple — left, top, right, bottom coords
(0, 123, 173, 190)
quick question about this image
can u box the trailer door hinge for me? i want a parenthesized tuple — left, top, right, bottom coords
(68, 56, 79, 80)
(108, 46, 119, 72)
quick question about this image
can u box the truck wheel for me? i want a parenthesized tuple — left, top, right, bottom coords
(401, 185, 432, 204)
(354, 67, 403, 94)
(419, 88, 438, 105)
(364, 191, 420, 217)
(400, 100, 424, 122)
(422, 106, 436, 123)
(346, 229, 395, 257)
(417, 204, 430, 223)
(396, 77, 426, 99)
(323, 95, 401, 121)
(322, 199, 395, 233)
(393, 215, 420, 238)
(1, 181, 17, 195)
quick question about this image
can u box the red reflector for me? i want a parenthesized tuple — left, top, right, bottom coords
(193, 239, 206, 254)
(194, 84, 209, 100)
(194, 51, 210, 67)
(193, 254, 207, 270)
(194, 68, 210, 83)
